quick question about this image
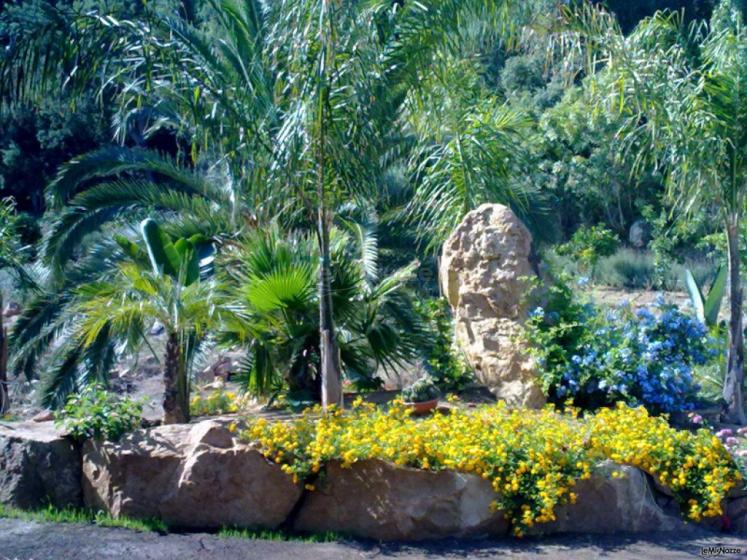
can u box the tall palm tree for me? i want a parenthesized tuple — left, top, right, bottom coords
(555, 0, 747, 422)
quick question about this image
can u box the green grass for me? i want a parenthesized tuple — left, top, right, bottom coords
(217, 526, 343, 543)
(595, 249, 717, 292)
(545, 246, 717, 291)
(0, 504, 343, 542)
(0, 503, 168, 533)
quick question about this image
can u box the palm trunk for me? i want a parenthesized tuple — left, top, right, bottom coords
(0, 294, 8, 416)
(163, 331, 190, 424)
(723, 218, 746, 424)
(316, 0, 342, 411)
(319, 210, 342, 409)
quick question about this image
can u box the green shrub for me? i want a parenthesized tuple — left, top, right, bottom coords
(523, 275, 715, 413)
(55, 384, 143, 441)
(246, 400, 742, 535)
(594, 248, 656, 288)
(556, 225, 619, 274)
(401, 376, 440, 403)
(415, 298, 473, 391)
(190, 386, 242, 416)
(586, 248, 714, 291)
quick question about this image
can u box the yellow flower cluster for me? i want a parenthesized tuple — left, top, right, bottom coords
(587, 403, 740, 522)
(190, 387, 241, 416)
(244, 400, 741, 535)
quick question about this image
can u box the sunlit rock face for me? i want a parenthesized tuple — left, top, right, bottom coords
(82, 420, 301, 529)
(294, 458, 508, 540)
(439, 203, 544, 408)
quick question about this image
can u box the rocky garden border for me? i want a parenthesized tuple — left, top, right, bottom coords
(2, 419, 746, 541)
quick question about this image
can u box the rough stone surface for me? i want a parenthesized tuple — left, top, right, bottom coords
(82, 420, 301, 529)
(529, 462, 688, 535)
(0, 420, 82, 509)
(629, 219, 652, 248)
(727, 496, 747, 534)
(439, 204, 544, 408)
(294, 459, 508, 540)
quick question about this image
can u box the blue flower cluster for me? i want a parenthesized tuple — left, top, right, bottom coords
(526, 289, 716, 414)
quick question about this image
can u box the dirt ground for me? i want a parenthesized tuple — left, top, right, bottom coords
(1, 518, 745, 560)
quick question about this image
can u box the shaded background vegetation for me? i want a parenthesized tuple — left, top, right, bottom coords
(1, 0, 745, 414)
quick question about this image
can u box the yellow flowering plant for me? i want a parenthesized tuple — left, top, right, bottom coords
(243, 400, 741, 535)
(190, 386, 241, 416)
(588, 405, 739, 522)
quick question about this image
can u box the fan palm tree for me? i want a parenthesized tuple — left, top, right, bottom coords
(554, 0, 747, 422)
(221, 225, 427, 401)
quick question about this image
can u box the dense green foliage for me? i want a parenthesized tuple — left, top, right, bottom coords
(556, 225, 620, 275)
(0, 0, 745, 422)
(401, 376, 441, 404)
(559, 0, 747, 422)
(220, 226, 427, 399)
(414, 299, 473, 391)
(54, 384, 143, 441)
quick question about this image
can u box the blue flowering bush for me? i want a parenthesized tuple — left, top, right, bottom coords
(524, 277, 716, 414)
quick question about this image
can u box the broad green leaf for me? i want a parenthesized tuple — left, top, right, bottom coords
(114, 234, 150, 269)
(173, 238, 200, 286)
(141, 219, 176, 277)
(704, 266, 727, 327)
(684, 268, 705, 324)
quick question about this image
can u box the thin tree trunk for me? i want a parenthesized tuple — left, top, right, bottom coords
(163, 332, 190, 424)
(319, 212, 342, 409)
(316, 0, 342, 411)
(0, 293, 9, 416)
(723, 218, 746, 424)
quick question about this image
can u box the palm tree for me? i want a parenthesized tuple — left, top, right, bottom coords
(406, 98, 537, 251)
(221, 225, 427, 401)
(0, 198, 35, 290)
(72, 219, 218, 423)
(0, 197, 37, 415)
(555, 0, 747, 422)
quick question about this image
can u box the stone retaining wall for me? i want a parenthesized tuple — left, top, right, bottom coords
(0, 421, 81, 509)
(2, 419, 746, 539)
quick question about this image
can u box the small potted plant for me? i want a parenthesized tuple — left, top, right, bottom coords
(401, 376, 440, 414)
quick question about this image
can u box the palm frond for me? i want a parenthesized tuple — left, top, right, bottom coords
(49, 147, 219, 207)
(38, 339, 83, 409)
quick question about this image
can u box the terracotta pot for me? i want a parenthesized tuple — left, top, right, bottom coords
(404, 398, 438, 415)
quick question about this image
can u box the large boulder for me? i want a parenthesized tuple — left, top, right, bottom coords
(294, 459, 508, 540)
(82, 420, 301, 529)
(0, 421, 82, 509)
(529, 461, 688, 535)
(439, 203, 544, 408)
